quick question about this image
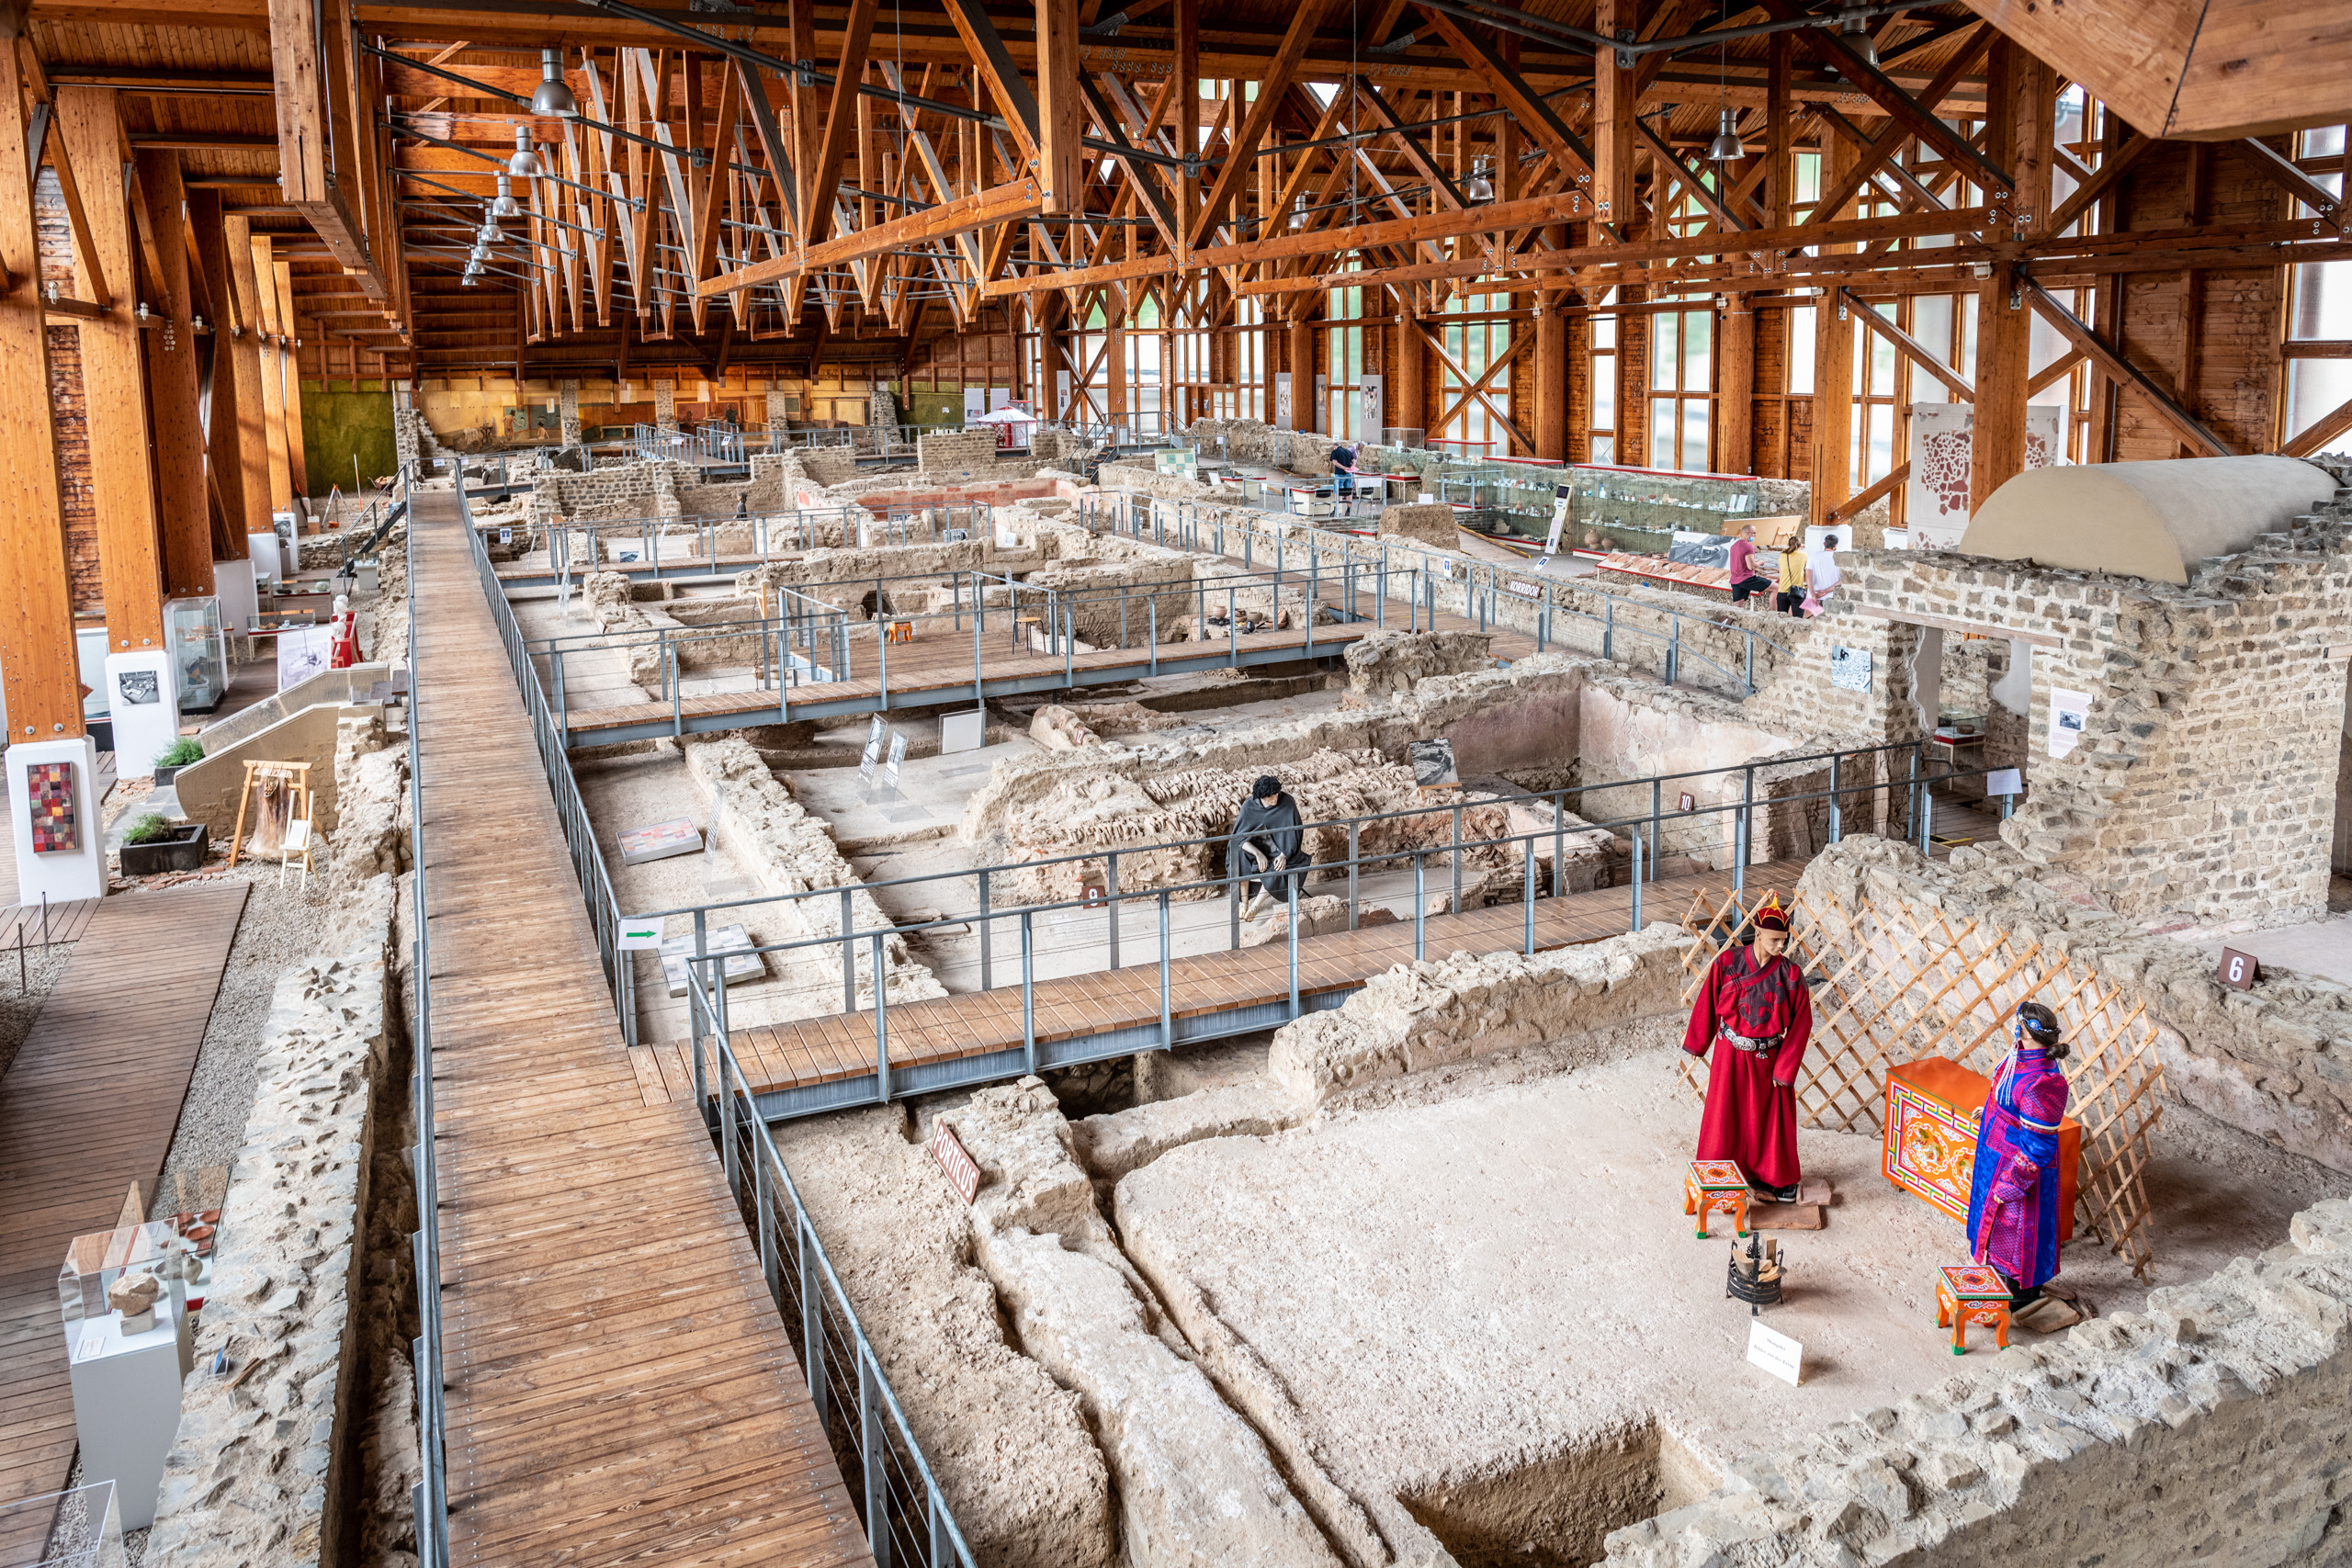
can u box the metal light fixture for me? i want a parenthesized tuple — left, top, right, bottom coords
(491, 174, 522, 219)
(478, 213, 502, 245)
(1709, 108, 1747, 163)
(509, 124, 544, 178)
(529, 47, 579, 117)
(1464, 156, 1495, 204)
(1839, 7, 1877, 67)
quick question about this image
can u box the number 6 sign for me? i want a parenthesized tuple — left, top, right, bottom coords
(2218, 948, 2261, 990)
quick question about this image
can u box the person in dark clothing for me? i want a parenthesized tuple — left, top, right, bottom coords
(1232, 774, 1311, 919)
(1329, 442, 1359, 499)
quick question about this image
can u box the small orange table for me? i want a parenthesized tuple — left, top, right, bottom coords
(1883, 1058, 2079, 1243)
(1936, 1263, 2013, 1354)
(1684, 1160, 1749, 1239)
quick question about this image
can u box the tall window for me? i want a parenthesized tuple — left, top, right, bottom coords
(1588, 288, 1618, 463)
(1075, 299, 1110, 421)
(1440, 290, 1511, 456)
(1325, 271, 1364, 438)
(1127, 294, 1163, 430)
(1233, 296, 1266, 421)
(1649, 304, 1713, 472)
(2287, 125, 2352, 445)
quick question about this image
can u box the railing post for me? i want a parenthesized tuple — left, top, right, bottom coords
(691, 910, 710, 1126)
(1285, 869, 1301, 1020)
(1451, 803, 1464, 912)
(1522, 838, 1535, 954)
(1828, 753, 1843, 844)
(1630, 830, 1644, 932)
(716, 976, 737, 1190)
(1649, 778, 1663, 881)
(860, 1348, 891, 1567)
(1020, 911, 1037, 1073)
(978, 870, 992, 991)
(1347, 821, 1360, 931)
(1105, 853, 1121, 970)
(873, 932, 891, 1101)
(1413, 852, 1427, 961)
(1159, 889, 1172, 1052)
(800, 1218, 826, 1425)
(1736, 766, 1755, 896)
(841, 889, 857, 1015)
(755, 1126, 778, 1301)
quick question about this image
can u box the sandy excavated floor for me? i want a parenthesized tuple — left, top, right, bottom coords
(1112, 1047, 2352, 1565)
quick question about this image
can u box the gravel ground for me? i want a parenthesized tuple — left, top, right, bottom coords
(0, 945, 74, 1080)
(145, 863, 345, 1222)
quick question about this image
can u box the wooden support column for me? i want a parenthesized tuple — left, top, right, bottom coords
(1807, 132, 1856, 527)
(134, 153, 211, 597)
(1393, 285, 1424, 437)
(275, 260, 310, 500)
(1591, 0, 1638, 233)
(57, 88, 166, 653)
(241, 231, 292, 512)
(196, 201, 271, 540)
(1970, 39, 2042, 508)
(1104, 300, 1126, 420)
(1718, 295, 1755, 476)
(1035, 0, 1084, 213)
(0, 31, 82, 740)
(1288, 312, 1313, 431)
(1534, 294, 1567, 461)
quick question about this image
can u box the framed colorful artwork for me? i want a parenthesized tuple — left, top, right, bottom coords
(28, 761, 79, 853)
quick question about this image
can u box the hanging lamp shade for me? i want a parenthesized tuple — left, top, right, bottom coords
(1839, 8, 1877, 67)
(477, 217, 502, 246)
(491, 174, 522, 219)
(1708, 108, 1746, 162)
(508, 124, 544, 178)
(1464, 156, 1495, 204)
(530, 48, 579, 117)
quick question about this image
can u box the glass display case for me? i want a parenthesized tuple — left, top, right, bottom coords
(164, 596, 228, 715)
(58, 1221, 192, 1371)
(0, 1482, 130, 1568)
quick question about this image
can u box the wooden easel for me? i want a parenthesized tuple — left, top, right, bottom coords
(226, 761, 311, 868)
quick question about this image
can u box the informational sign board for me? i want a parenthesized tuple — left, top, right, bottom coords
(1747, 1318, 1804, 1385)
(1358, 374, 1385, 436)
(929, 1122, 981, 1204)
(1986, 767, 2023, 798)
(2047, 687, 2092, 760)
(618, 916, 666, 951)
(1508, 579, 1544, 600)
(884, 729, 909, 789)
(941, 709, 986, 754)
(1829, 645, 1874, 693)
(1408, 738, 1459, 790)
(1544, 483, 1571, 555)
(858, 714, 886, 782)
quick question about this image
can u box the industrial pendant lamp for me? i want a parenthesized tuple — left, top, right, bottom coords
(477, 215, 502, 247)
(1464, 156, 1495, 204)
(1709, 109, 1746, 163)
(530, 47, 579, 118)
(492, 174, 522, 219)
(1839, 6, 1877, 67)
(509, 124, 544, 178)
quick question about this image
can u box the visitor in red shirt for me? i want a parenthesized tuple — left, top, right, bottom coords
(1725, 525, 1771, 606)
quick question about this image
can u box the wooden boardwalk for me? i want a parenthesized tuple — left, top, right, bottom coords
(0, 882, 248, 1506)
(409, 488, 874, 1568)
(628, 857, 1812, 1108)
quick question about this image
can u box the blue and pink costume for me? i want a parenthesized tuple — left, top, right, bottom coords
(1964, 1043, 2071, 1292)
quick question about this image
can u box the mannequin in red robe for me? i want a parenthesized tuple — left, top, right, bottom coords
(1681, 896, 1814, 1201)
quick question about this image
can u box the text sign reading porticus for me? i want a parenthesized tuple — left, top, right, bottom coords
(929, 1123, 981, 1205)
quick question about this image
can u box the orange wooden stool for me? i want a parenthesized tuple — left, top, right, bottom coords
(1685, 1160, 1749, 1239)
(1936, 1263, 2013, 1355)
(885, 619, 916, 644)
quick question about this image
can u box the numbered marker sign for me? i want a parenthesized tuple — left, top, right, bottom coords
(2218, 948, 2260, 991)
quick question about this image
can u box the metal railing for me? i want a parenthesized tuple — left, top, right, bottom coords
(503, 502, 993, 583)
(405, 459, 452, 1568)
(524, 555, 1393, 741)
(453, 487, 976, 1564)
(659, 739, 2006, 1119)
(686, 965, 978, 1568)
(1078, 490, 1794, 697)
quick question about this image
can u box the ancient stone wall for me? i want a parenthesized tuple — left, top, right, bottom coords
(919, 428, 1001, 474)
(1343, 628, 1495, 695)
(1800, 836, 2352, 1177)
(1841, 511, 2352, 923)
(1601, 1196, 2352, 1568)
(684, 737, 944, 1004)
(145, 898, 398, 1568)
(653, 378, 676, 432)
(1266, 925, 1695, 1107)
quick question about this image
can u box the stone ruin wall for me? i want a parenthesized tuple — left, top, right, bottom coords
(1841, 509, 2352, 926)
(1603, 1195, 2352, 1568)
(918, 427, 1002, 475)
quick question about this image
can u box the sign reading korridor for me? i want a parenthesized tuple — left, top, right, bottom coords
(1828, 645, 1873, 693)
(929, 1122, 981, 1204)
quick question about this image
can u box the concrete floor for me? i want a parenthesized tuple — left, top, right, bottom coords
(2183, 911, 2352, 987)
(1111, 1045, 2352, 1564)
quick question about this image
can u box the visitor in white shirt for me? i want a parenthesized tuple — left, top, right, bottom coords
(1806, 534, 1845, 606)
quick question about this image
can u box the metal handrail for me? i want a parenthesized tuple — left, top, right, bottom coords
(1079, 489, 1794, 696)
(521, 502, 992, 581)
(405, 459, 452, 1568)
(456, 473, 978, 1565)
(684, 963, 978, 1567)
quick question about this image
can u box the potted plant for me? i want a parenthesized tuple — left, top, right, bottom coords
(153, 737, 204, 786)
(119, 812, 209, 876)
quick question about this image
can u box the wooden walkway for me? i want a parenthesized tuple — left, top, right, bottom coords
(408, 488, 874, 1568)
(628, 857, 1812, 1108)
(0, 882, 248, 1506)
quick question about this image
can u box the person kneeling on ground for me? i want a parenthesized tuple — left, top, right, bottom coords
(1233, 773, 1311, 919)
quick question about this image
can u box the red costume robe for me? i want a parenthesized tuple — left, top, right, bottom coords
(1680, 943, 1814, 1189)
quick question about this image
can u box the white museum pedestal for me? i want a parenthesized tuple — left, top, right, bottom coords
(103, 649, 181, 780)
(6, 735, 107, 903)
(67, 1293, 191, 1530)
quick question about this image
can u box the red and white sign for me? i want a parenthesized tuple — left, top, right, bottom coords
(928, 1122, 981, 1205)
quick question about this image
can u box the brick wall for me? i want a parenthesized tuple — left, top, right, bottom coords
(918, 428, 1001, 475)
(1841, 502, 2352, 925)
